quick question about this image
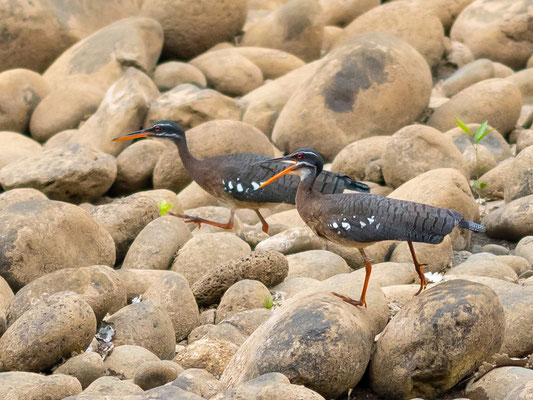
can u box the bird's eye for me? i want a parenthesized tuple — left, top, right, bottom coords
(155, 126, 160, 133)
(297, 153, 303, 159)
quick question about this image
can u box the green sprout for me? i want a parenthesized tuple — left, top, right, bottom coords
(158, 200, 174, 216)
(264, 295, 274, 310)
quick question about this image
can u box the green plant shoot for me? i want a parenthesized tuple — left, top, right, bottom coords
(264, 295, 273, 310)
(158, 200, 174, 216)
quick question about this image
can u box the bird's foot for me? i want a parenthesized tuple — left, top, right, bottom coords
(168, 212, 233, 230)
(414, 263, 429, 296)
(331, 292, 367, 308)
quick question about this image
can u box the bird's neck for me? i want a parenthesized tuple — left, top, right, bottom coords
(172, 136, 201, 170)
(295, 168, 319, 205)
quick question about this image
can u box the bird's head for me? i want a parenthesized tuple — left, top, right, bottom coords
(112, 120, 185, 142)
(259, 148, 324, 188)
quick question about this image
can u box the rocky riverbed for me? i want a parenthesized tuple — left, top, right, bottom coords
(0, 0, 533, 399)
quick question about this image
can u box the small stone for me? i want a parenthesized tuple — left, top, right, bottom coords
(0, 131, 42, 169)
(286, 250, 350, 280)
(133, 360, 184, 390)
(175, 338, 238, 379)
(103, 345, 160, 380)
(255, 227, 325, 254)
(54, 352, 104, 389)
(83, 375, 143, 395)
(466, 366, 533, 400)
(172, 368, 225, 399)
(154, 62, 207, 91)
(0, 372, 81, 399)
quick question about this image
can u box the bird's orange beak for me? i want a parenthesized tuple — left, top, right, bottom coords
(112, 129, 151, 141)
(259, 163, 298, 188)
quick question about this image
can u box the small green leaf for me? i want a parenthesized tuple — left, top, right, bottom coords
(479, 182, 487, 189)
(264, 295, 273, 310)
(477, 128, 493, 143)
(456, 117, 471, 135)
(158, 200, 174, 216)
(473, 180, 487, 190)
(475, 120, 489, 143)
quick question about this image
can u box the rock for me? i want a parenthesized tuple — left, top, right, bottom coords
(218, 308, 273, 337)
(480, 244, 511, 256)
(44, 129, 78, 148)
(29, 86, 103, 142)
(133, 360, 184, 390)
(272, 277, 322, 299)
(505, 380, 533, 400)
(325, 240, 394, 269)
(0, 291, 96, 372)
(257, 209, 306, 236)
(172, 368, 225, 399)
(189, 325, 215, 344)
(117, 269, 183, 302)
(81, 376, 142, 396)
(517, 129, 533, 152)
(232, 47, 305, 80)
(390, 236, 453, 273)
(516, 236, 533, 265)
(469, 253, 529, 275)
(192, 251, 288, 306)
(172, 232, 251, 286)
(0, 69, 50, 132)
(272, 33, 431, 159)
(202, 323, 247, 347)
(320, 0, 379, 26)
(369, 280, 505, 399)
(466, 366, 533, 400)
(44, 18, 163, 93)
(105, 302, 176, 360)
(221, 292, 374, 398)
(7, 265, 125, 325)
(445, 40, 475, 68)
(483, 195, 533, 241)
(190, 49, 263, 96)
(330, 136, 390, 181)
(505, 145, 533, 202)
(122, 216, 191, 270)
(447, 258, 518, 281)
(54, 352, 104, 389)
(0, 132, 42, 170)
(464, 140, 496, 176)
(0, 199, 115, 291)
(143, 273, 200, 341)
(216, 280, 271, 323)
(428, 78, 522, 136)
(178, 182, 218, 210)
(506, 68, 533, 104)
(112, 140, 167, 195)
(175, 339, 238, 379)
(183, 206, 243, 235)
(90, 189, 181, 262)
(441, 58, 495, 97)
(141, 0, 246, 59)
(389, 168, 479, 250)
(338, 1, 445, 68)
(286, 250, 350, 280)
(355, 262, 419, 287)
(72, 68, 160, 156)
(478, 159, 514, 201)
(126, 384, 207, 399)
(241, 0, 323, 62)
(103, 345, 160, 380)
(0, 276, 13, 325)
(322, 25, 343, 54)
(450, 0, 533, 69)
(0, 189, 47, 214)
(145, 84, 243, 134)
(0, 143, 116, 202)
(382, 284, 421, 309)
(493, 62, 515, 78)
(153, 120, 274, 192)
(199, 309, 217, 325)
(381, 124, 468, 188)
(154, 62, 207, 91)
(0, 372, 82, 400)
(255, 227, 325, 254)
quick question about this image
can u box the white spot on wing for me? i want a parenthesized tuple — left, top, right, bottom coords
(368, 216, 375, 224)
(236, 183, 244, 192)
(228, 181, 234, 189)
(251, 181, 260, 190)
(360, 221, 367, 228)
(332, 221, 338, 229)
(341, 221, 351, 230)
(376, 223, 381, 229)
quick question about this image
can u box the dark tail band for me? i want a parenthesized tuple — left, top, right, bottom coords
(342, 176, 370, 193)
(457, 218, 486, 233)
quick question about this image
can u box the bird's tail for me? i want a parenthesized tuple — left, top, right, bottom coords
(457, 218, 486, 232)
(342, 176, 370, 193)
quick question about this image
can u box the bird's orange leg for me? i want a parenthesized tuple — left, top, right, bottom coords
(169, 209, 235, 230)
(408, 241, 428, 296)
(254, 209, 269, 233)
(332, 248, 372, 308)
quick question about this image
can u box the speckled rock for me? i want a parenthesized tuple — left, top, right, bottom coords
(103, 345, 160, 380)
(54, 352, 104, 389)
(0, 199, 115, 291)
(175, 339, 238, 379)
(390, 236, 453, 273)
(216, 280, 271, 323)
(505, 145, 533, 202)
(255, 227, 325, 254)
(483, 195, 533, 241)
(172, 368, 225, 399)
(0, 143, 117, 203)
(0, 291, 96, 372)
(369, 280, 505, 399)
(221, 292, 374, 399)
(286, 250, 350, 280)
(133, 360, 184, 390)
(272, 33, 431, 159)
(466, 366, 533, 400)
(0, 132, 42, 169)
(0, 372, 82, 400)
(154, 62, 207, 91)
(105, 302, 176, 360)
(192, 251, 288, 306)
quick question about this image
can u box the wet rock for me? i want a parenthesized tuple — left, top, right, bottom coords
(505, 145, 533, 202)
(0, 199, 115, 291)
(0, 291, 96, 372)
(451, 0, 533, 69)
(192, 251, 288, 306)
(441, 58, 494, 97)
(428, 78, 522, 136)
(112, 140, 167, 195)
(390, 236, 453, 273)
(90, 189, 181, 262)
(7, 265, 125, 324)
(175, 339, 238, 379)
(483, 195, 533, 241)
(0, 132, 42, 169)
(516, 236, 533, 265)
(389, 168, 479, 250)
(0, 143, 116, 203)
(133, 360, 184, 390)
(338, 1, 445, 68)
(145, 84, 243, 133)
(221, 292, 374, 399)
(272, 33, 431, 159)
(143, 273, 200, 341)
(466, 366, 533, 400)
(320, 0, 379, 26)
(172, 232, 251, 286)
(105, 301, 175, 360)
(218, 308, 273, 337)
(29, 86, 103, 143)
(255, 227, 325, 254)
(369, 280, 505, 399)
(153, 120, 274, 192)
(190, 49, 263, 96)
(0, 372, 82, 400)
(141, 0, 246, 59)
(54, 352, 104, 389)
(44, 18, 162, 93)
(0, 69, 50, 132)
(216, 280, 271, 323)
(232, 47, 305, 80)
(104, 345, 160, 380)
(286, 250, 350, 280)
(172, 368, 224, 399)
(154, 62, 207, 91)
(242, 0, 323, 62)
(122, 216, 191, 270)
(382, 124, 469, 188)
